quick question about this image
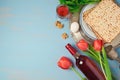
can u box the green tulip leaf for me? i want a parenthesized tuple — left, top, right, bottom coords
(102, 47, 112, 80)
(84, 51, 99, 63)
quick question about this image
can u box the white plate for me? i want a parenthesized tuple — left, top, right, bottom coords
(79, 4, 98, 40)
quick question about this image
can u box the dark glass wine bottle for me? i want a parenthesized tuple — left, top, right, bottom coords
(65, 43, 106, 80)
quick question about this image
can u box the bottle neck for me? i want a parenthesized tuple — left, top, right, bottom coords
(65, 43, 81, 59)
(73, 52, 80, 59)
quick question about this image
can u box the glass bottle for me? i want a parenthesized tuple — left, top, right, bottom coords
(65, 43, 106, 80)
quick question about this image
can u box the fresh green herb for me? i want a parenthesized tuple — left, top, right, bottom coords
(59, 0, 101, 13)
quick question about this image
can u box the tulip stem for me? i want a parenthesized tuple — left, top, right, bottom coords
(88, 49, 99, 60)
(70, 67, 86, 80)
(88, 49, 105, 66)
(98, 52, 107, 79)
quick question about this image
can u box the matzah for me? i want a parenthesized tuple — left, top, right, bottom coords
(83, 0, 120, 43)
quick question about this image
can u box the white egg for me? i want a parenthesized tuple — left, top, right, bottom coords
(70, 22, 79, 33)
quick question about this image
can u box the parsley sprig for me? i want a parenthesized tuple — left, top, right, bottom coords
(59, 0, 101, 13)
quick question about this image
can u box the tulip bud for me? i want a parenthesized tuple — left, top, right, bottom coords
(93, 39, 103, 51)
(77, 39, 88, 51)
(57, 56, 72, 69)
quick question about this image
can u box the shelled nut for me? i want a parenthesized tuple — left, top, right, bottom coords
(61, 33, 68, 39)
(55, 21, 64, 29)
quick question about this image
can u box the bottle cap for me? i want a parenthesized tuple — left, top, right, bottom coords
(65, 43, 77, 55)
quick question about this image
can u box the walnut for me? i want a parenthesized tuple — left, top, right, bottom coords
(61, 33, 69, 39)
(55, 21, 64, 29)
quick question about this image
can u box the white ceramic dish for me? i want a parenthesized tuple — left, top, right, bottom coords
(79, 3, 120, 48)
(79, 4, 98, 40)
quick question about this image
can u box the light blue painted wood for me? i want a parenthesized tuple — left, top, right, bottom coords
(0, 0, 120, 80)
